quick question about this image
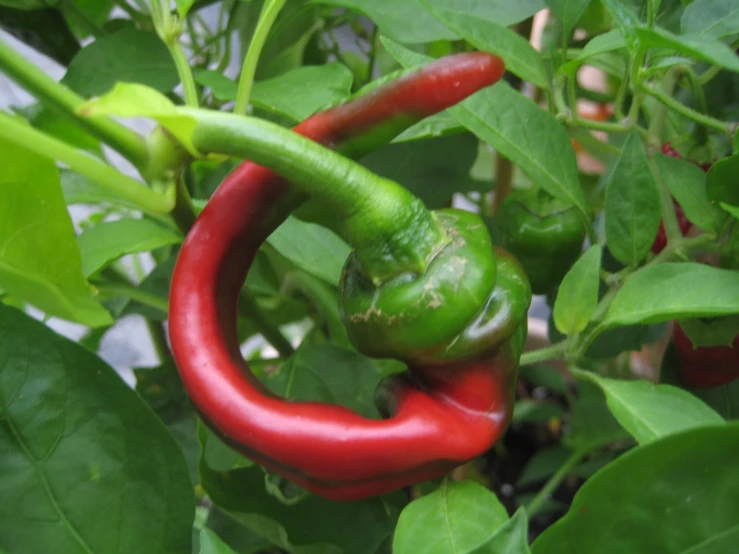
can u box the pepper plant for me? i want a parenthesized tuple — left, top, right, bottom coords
(1, 0, 738, 553)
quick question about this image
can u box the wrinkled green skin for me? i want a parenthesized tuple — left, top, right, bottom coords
(497, 189, 586, 295)
(340, 208, 532, 366)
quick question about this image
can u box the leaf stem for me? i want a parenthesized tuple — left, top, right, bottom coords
(0, 37, 149, 169)
(520, 341, 568, 366)
(525, 448, 587, 517)
(0, 113, 174, 213)
(234, 0, 287, 115)
(641, 83, 732, 134)
(239, 290, 295, 358)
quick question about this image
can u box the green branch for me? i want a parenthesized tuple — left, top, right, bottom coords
(234, 0, 287, 115)
(520, 341, 568, 367)
(0, 113, 174, 214)
(525, 448, 588, 517)
(642, 83, 732, 134)
(0, 37, 149, 169)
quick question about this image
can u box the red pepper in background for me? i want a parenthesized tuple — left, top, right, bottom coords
(168, 53, 526, 501)
(672, 324, 739, 388)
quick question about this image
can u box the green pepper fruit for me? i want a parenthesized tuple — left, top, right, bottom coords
(340, 208, 532, 366)
(496, 188, 586, 295)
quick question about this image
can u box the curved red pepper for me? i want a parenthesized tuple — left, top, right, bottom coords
(169, 53, 513, 501)
(673, 324, 739, 388)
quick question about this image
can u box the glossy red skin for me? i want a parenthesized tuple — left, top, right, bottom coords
(673, 324, 739, 388)
(169, 53, 512, 501)
(651, 143, 712, 254)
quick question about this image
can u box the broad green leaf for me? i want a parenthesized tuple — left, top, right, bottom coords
(0, 305, 193, 553)
(309, 0, 456, 43)
(682, 0, 739, 38)
(605, 262, 739, 326)
(420, 0, 549, 88)
(532, 425, 739, 554)
(199, 530, 238, 554)
(196, 64, 354, 121)
(604, 132, 661, 266)
(574, 370, 725, 444)
(0, 137, 111, 327)
(473, 509, 532, 554)
(14, 103, 102, 154)
(80, 83, 199, 155)
(264, 344, 382, 419)
(545, 0, 594, 35)
(707, 154, 739, 207)
(267, 216, 350, 286)
(0, 4, 80, 65)
(635, 27, 739, 74)
(77, 218, 182, 277)
(61, 169, 139, 208)
(654, 153, 724, 232)
(393, 480, 509, 554)
(519, 365, 569, 393)
(0, 0, 54, 7)
(361, 133, 479, 209)
(554, 245, 601, 335)
(402, 0, 546, 27)
(382, 38, 588, 218)
(62, 29, 179, 96)
(200, 431, 404, 554)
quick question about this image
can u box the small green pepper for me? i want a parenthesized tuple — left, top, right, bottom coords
(496, 188, 586, 295)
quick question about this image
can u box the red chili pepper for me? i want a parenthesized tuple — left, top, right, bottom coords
(169, 53, 515, 501)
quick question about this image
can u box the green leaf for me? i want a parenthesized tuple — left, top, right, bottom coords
(309, 0, 456, 43)
(604, 132, 661, 266)
(197, 64, 354, 121)
(361, 133, 479, 209)
(14, 103, 102, 154)
(472, 509, 532, 554)
(635, 27, 739, 74)
(545, 0, 594, 35)
(61, 169, 141, 209)
(564, 381, 630, 451)
(520, 365, 569, 393)
(681, 0, 739, 38)
(722, 202, 739, 219)
(266, 216, 350, 286)
(532, 424, 739, 554)
(513, 400, 564, 423)
(605, 262, 739, 326)
(654, 153, 724, 232)
(264, 344, 382, 419)
(79, 83, 200, 155)
(0, 305, 194, 553)
(554, 245, 602, 335)
(382, 38, 589, 218)
(175, 0, 195, 17)
(0, 0, 55, 8)
(199, 529, 238, 554)
(419, 0, 549, 88)
(77, 218, 182, 277)
(394, 112, 463, 142)
(573, 370, 725, 444)
(599, 0, 641, 45)
(0, 136, 111, 327)
(393, 480, 510, 554)
(707, 154, 739, 207)
(62, 29, 179, 96)
(0, 4, 80, 65)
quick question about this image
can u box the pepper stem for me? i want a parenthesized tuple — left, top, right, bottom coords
(183, 108, 447, 283)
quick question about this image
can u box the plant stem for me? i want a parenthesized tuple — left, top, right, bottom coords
(0, 37, 149, 169)
(491, 153, 513, 215)
(526, 448, 587, 516)
(183, 108, 446, 283)
(0, 113, 174, 213)
(520, 341, 568, 366)
(168, 39, 200, 107)
(98, 284, 170, 313)
(147, 320, 171, 362)
(642, 83, 732, 134)
(239, 290, 295, 358)
(234, 0, 287, 115)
